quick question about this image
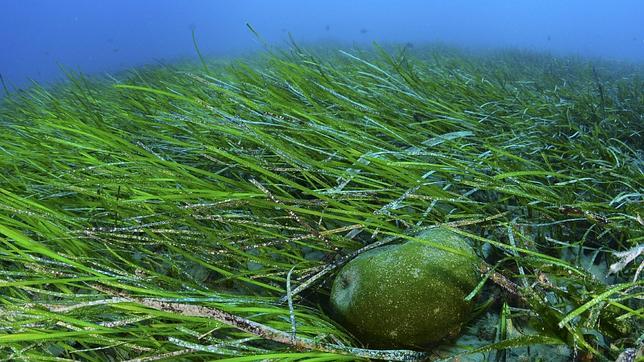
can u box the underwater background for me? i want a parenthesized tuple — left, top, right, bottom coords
(0, 1, 643, 361)
(1, 0, 644, 89)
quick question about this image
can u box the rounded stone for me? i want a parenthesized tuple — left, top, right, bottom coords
(329, 227, 481, 348)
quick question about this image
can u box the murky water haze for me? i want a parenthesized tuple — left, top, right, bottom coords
(1, 0, 643, 89)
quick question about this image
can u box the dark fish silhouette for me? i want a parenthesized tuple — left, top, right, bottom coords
(325, 25, 330, 31)
(360, 28, 368, 34)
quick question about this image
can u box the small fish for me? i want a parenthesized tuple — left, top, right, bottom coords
(360, 28, 368, 34)
(547, 35, 551, 41)
(325, 25, 330, 31)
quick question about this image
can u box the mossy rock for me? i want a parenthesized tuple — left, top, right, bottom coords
(329, 227, 481, 348)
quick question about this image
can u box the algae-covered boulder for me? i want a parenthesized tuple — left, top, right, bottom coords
(330, 227, 481, 348)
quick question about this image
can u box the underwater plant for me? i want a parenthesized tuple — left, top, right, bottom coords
(330, 227, 481, 348)
(0, 43, 642, 361)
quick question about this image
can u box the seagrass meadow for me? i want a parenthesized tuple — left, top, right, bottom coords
(0, 43, 642, 361)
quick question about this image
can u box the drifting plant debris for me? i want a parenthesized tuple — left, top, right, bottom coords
(0, 43, 642, 361)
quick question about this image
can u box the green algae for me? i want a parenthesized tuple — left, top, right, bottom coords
(330, 227, 480, 348)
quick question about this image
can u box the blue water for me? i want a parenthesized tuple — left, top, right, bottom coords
(1, 0, 643, 90)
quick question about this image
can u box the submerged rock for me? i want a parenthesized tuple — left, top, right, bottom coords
(329, 227, 481, 348)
